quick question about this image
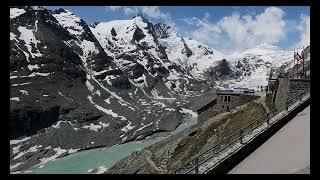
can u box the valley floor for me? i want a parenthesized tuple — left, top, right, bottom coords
(228, 106, 310, 174)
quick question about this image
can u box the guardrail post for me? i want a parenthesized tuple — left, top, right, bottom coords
(194, 157, 199, 174)
(240, 129, 244, 144)
(267, 113, 270, 125)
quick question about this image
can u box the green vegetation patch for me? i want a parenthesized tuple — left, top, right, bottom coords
(167, 101, 266, 170)
(265, 93, 275, 111)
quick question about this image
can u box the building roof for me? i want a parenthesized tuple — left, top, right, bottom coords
(217, 89, 255, 95)
(217, 91, 242, 95)
(188, 90, 217, 111)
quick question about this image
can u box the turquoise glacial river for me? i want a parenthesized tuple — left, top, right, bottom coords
(25, 115, 197, 174)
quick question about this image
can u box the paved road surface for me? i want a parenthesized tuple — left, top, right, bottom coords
(229, 106, 310, 174)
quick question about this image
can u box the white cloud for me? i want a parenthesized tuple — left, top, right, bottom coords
(294, 14, 310, 48)
(123, 7, 138, 15)
(183, 13, 222, 47)
(184, 7, 287, 52)
(105, 6, 176, 29)
(141, 6, 170, 20)
(105, 6, 137, 15)
(107, 6, 121, 11)
(105, 6, 171, 21)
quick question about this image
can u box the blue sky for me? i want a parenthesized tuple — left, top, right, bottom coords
(46, 6, 310, 53)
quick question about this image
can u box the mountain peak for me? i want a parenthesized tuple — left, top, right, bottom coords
(29, 6, 45, 10)
(89, 21, 101, 28)
(132, 13, 149, 23)
(52, 8, 69, 13)
(155, 23, 171, 29)
(154, 23, 178, 39)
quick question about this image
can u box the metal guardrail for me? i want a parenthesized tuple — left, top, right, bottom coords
(170, 89, 310, 174)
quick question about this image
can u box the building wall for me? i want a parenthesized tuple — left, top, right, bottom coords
(198, 104, 219, 122)
(217, 93, 259, 113)
(274, 78, 290, 108)
(217, 94, 240, 113)
(197, 99, 217, 114)
(197, 93, 259, 121)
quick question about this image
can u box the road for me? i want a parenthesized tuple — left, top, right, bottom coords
(229, 106, 310, 174)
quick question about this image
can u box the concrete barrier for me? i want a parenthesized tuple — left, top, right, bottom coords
(206, 96, 310, 174)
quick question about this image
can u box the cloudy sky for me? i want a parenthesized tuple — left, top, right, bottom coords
(46, 6, 310, 54)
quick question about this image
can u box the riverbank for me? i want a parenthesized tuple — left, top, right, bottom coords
(21, 114, 198, 174)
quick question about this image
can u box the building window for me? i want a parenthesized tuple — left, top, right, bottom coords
(224, 96, 227, 102)
(221, 96, 223, 101)
(222, 105, 224, 109)
(228, 96, 231, 102)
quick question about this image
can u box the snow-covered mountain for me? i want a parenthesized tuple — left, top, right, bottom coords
(9, 6, 309, 173)
(9, 7, 210, 173)
(89, 15, 207, 95)
(184, 37, 225, 79)
(152, 23, 226, 80)
(219, 43, 309, 90)
(227, 43, 296, 67)
(154, 23, 192, 67)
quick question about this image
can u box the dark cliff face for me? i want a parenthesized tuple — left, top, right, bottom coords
(132, 26, 146, 42)
(154, 23, 169, 39)
(10, 8, 88, 139)
(204, 59, 237, 81)
(10, 7, 126, 151)
(111, 27, 117, 37)
(49, 9, 131, 91)
(10, 9, 83, 73)
(235, 58, 254, 76)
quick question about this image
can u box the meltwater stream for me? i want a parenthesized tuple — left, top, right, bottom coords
(24, 115, 198, 174)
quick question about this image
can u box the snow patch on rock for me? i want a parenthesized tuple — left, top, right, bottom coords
(10, 8, 26, 19)
(179, 108, 198, 117)
(10, 97, 20, 101)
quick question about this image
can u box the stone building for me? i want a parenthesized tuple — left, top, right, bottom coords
(216, 89, 258, 113)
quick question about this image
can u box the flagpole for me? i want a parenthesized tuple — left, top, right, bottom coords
(293, 51, 296, 79)
(296, 49, 298, 79)
(302, 46, 305, 76)
(294, 49, 298, 79)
